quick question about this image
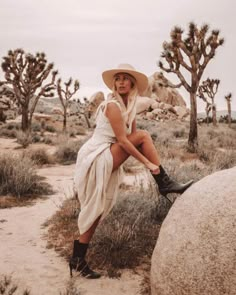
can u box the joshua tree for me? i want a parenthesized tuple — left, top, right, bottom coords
(0, 49, 57, 132)
(0, 86, 15, 122)
(74, 97, 91, 128)
(225, 92, 232, 127)
(56, 77, 80, 131)
(198, 78, 220, 126)
(197, 87, 211, 125)
(159, 22, 224, 151)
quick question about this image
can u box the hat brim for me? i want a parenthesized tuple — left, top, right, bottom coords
(102, 68, 148, 94)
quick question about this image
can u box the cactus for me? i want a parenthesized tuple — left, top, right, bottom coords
(0, 49, 57, 132)
(225, 93, 232, 127)
(198, 78, 220, 126)
(56, 78, 80, 131)
(159, 23, 224, 151)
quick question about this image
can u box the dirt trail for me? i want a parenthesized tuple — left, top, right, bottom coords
(0, 162, 146, 295)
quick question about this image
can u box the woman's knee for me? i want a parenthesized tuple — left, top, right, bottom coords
(134, 129, 152, 141)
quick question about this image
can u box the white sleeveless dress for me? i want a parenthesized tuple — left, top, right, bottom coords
(73, 100, 132, 235)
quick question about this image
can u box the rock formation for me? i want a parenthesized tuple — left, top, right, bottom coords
(87, 91, 105, 118)
(136, 71, 189, 121)
(151, 167, 236, 295)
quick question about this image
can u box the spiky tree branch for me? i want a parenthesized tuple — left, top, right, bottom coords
(0, 49, 58, 131)
(159, 23, 224, 151)
(56, 78, 80, 131)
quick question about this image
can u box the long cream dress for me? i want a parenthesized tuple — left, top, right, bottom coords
(73, 99, 132, 235)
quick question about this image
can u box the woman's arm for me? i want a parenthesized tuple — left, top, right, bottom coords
(105, 102, 158, 171)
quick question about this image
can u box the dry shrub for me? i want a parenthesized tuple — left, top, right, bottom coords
(44, 189, 167, 277)
(75, 126, 87, 135)
(54, 139, 86, 165)
(16, 131, 32, 148)
(0, 275, 30, 295)
(172, 127, 186, 138)
(0, 154, 53, 197)
(25, 148, 54, 166)
(59, 280, 80, 295)
(87, 191, 162, 273)
(211, 150, 236, 171)
(0, 128, 17, 138)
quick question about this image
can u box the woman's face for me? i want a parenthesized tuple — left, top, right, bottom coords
(114, 73, 133, 96)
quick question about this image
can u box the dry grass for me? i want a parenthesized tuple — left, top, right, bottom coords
(0, 275, 30, 295)
(23, 148, 55, 166)
(0, 274, 80, 295)
(44, 187, 169, 279)
(0, 153, 53, 199)
(54, 136, 87, 165)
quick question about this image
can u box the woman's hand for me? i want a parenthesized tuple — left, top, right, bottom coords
(146, 162, 160, 175)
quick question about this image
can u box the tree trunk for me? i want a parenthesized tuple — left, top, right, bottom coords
(21, 106, 30, 132)
(188, 92, 198, 152)
(83, 113, 91, 128)
(212, 104, 217, 126)
(63, 109, 67, 132)
(227, 101, 231, 127)
(205, 110, 209, 126)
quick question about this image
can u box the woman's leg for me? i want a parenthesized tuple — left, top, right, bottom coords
(79, 216, 101, 244)
(111, 129, 160, 171)
(111, 129, 193, 199)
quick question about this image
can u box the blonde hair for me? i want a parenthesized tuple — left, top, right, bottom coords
(109, 73, 138, 127)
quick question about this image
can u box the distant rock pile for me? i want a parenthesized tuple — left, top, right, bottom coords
(137, 72, 189, 121)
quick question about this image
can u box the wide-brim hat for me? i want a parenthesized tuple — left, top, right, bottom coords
(102, 63, 149, 94)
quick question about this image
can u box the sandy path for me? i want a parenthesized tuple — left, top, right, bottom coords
(0, 163, 146, 295)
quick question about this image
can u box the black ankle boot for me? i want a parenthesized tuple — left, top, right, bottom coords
(69, 240, 101, 279)
(152, 165, 193, 199)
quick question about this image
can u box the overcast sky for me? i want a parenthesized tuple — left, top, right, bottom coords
(0, 0, 235, 111)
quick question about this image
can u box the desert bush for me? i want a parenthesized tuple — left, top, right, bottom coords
(44, 190, 165, 277)
(0, 154, 53, 197)
(0, 275, 30, 295)
(42, 135, 54, 145)
(0, 128, 17, 138)
(31, 133, 41, 143)
(88, 191, 166, 270)
(25, 148, 54, 166)
(5, 122, 21, 130)
(59, 280, 80, 295)
(172, 127, 186, 138)
(16, 131, 32, 148)
(31, 122, 41, 132)
(54, 139, 85, 164)
(45, 124, 56, 133)
(211, 150, 236, 171)
(75, 126, 87, 135)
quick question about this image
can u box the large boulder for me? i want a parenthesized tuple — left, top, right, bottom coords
(143, 72, 186, 107)
(151, 167, 236, 295)
(136, 96, 153, 114)
(87, 91, 105, 117)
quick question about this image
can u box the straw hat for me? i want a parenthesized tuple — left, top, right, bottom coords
(102, 63, 149, 94)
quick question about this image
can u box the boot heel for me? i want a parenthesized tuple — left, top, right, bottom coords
(69, 260, 73, 277)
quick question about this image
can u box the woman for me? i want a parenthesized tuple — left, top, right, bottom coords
(70, 64, 193, 278)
